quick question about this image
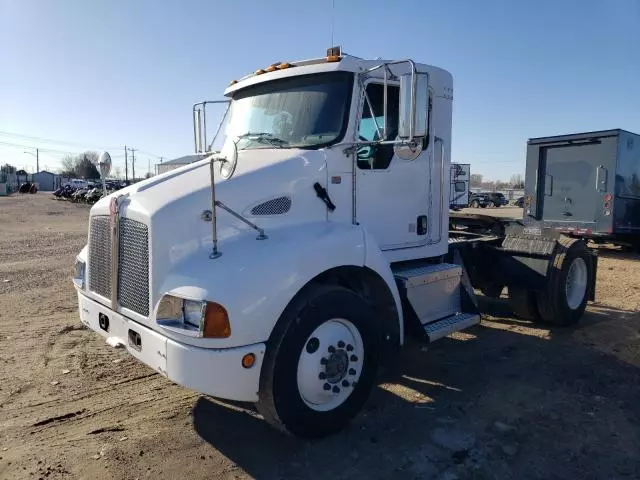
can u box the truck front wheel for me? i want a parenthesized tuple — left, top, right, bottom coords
(536, 238, 591, 326)
(257, 285, 379, 438)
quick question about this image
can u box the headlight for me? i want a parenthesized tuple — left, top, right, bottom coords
(156, 295, 230, 338)
(73, 258, 85, 289)
(183, 300, 205, 328)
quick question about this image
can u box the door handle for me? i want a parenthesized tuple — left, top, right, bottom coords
(545, 173, 553, 196)
(596, 165, 607, 192)
(417, 215, 428, 235)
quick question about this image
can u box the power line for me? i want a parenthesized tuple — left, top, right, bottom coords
(135, 148, 164, 159)
(0, 130, 120, 151)
(0, 131, 165, 162)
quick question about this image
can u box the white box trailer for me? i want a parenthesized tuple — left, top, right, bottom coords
(450, 163, 470, 210)
(73, 47, 597, 438)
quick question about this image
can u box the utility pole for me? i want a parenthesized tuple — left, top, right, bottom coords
(147, 158, 151, 178)
(23, 148, 39, 173)
(124, 145, 129, 181)
(130, 148, 136, 181)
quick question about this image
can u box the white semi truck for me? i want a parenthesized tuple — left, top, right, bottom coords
(73, 47, 597, 438)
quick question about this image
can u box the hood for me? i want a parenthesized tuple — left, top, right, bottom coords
(90, 148, 329, 314)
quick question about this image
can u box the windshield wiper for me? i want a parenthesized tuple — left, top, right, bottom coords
(236, 132, 288, 149)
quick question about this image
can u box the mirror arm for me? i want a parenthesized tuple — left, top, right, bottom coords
(383, 68, 387, 141)
(363, 91, 383, 140)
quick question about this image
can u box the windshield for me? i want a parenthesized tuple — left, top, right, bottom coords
(215, 72, 353, 151)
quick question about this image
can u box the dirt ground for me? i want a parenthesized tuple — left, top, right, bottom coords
(1, 195, 639, 480)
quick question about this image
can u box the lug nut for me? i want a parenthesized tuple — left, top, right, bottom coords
(337, 340, 345, 348)
(323, 383, 331, 391)
(346, 344, 354, 352)
(342, 380, 350, 387)
(328, 345, 336, 353)
(320, 357, 328, 365)
(349, 368, 356, 375)
(350, 354, 358, 362)
(319, 372, 326, 380)
(332, 386, 340, 394)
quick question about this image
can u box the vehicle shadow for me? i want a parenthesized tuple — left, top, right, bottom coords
(192, 302, 640, 480)
(592, 245, 640, 262)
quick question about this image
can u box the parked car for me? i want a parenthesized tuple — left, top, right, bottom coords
(514, 196, 524, 208)
(468, 193, 490, 208)
(480, 192, 508, 207)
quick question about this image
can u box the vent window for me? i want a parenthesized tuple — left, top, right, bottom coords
(250, 196, 292, 216)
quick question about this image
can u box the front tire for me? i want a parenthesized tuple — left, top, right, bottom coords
(257, 284, 379, 438)
(470, 199, 480, 208)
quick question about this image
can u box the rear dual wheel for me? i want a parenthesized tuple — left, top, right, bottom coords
(257, 285, 378, 438)
(508, 238, 591, 326)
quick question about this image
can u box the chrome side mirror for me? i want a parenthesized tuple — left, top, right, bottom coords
(398, 72, 429, 140)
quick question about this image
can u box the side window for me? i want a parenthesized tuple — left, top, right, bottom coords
(357, 83, 399, 170)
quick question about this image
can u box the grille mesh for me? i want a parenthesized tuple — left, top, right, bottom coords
(250, 196, 291, 216)
(88, 216, 112, 298)
(118, 218, 150, 316)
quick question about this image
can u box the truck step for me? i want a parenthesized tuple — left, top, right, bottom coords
(393, 263, 462, 324)
(423, 313, 480, 342)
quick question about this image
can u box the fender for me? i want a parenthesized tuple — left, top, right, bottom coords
(156, 221, 403, 349)
(362, 231, 405, 345)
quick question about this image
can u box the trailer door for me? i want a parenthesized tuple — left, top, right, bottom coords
(538, 140, 612, 225)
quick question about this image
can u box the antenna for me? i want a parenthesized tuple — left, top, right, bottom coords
(330, 0, 335, 47)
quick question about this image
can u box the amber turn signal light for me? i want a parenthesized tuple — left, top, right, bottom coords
(242, 353, 256, 369)
(202, 302, 231, 338)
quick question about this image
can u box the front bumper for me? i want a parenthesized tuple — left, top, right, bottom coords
(77, 292, 265, 402)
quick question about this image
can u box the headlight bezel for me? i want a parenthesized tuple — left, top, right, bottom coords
(73, 258, 86, 289)
(156, 294, 230, 339)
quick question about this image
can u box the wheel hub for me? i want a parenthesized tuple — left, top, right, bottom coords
(565, 257, 588, 310)
(297, 318, 364, 412)
(325, 350, 349, 384)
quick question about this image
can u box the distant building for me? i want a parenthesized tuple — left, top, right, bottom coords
(16, 169, 30, 184)
(156, 155, 200, 175)
(32, 171, 62, 191)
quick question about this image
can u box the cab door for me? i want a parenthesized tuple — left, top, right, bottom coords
(354, 82, 431, 250)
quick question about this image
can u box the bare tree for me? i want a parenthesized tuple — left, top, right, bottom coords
(509, 173, 524, 189)
(60, 154, 76, 176)
(59, 151, 100, 179)
(470, 174, 483, 187)
(113, 166, 123, 179)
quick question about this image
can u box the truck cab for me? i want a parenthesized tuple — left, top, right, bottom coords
(73, 47, 597, 438)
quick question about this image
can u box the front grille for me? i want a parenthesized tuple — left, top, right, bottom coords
(88, 216, 111, 298)
(118, 218, 150, 316)
(87, 215, 150, 317)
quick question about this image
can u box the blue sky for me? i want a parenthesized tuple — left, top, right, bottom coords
(1, 0, 639, 179)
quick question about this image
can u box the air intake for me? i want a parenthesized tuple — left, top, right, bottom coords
(250, 196, 291, 216)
